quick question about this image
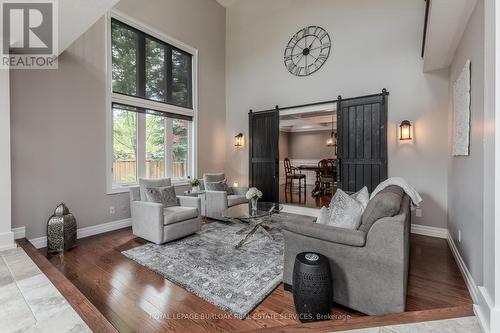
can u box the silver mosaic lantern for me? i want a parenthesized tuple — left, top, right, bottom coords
(47, 203, 77, 253)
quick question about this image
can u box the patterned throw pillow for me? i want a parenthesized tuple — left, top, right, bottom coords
(145, 186, 178, 207)
(327, 189, 363, 230)
(351, 186, 370, 211)
(205, 179, 233, 194)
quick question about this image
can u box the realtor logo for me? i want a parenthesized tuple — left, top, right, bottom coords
(1, 0, 58, 68)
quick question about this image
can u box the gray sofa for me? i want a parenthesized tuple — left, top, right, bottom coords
(130, 178, 201, 244)
(200, 173, 249, 220)
(282, 186, 411, 315)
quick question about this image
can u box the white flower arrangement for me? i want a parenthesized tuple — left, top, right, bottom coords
(246, 187, 263, 200)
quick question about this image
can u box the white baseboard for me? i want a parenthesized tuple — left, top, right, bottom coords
(410, 224, 448, 239)
(28, 218, 132, 249)
(12, 226, 25, 239)
(446, 231, 480, 304)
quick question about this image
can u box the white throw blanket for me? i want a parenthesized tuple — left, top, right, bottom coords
(370, 177, 423, 207)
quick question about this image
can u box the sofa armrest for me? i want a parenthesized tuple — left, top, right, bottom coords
(231, 187, 249, 196)
(283, 219, 367, 247)
(130, 201, 164, 244)
(366, 216, 406, 259)
(177, 196, 201, 215)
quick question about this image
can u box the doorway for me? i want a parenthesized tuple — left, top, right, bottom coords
(248, 89, 388, 209)
(279, 104, 337, 208)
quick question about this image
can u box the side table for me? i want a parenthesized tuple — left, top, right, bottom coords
(292, 252, 332, 323)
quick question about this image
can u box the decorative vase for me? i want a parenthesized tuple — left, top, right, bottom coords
(47, 203, 77, 254)
(251, 197, 258, 211)
(193, 185, 200, 192)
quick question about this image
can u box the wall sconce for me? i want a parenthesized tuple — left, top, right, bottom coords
(234, 133, 244, 147)
(233, 181, 239, 187)
(400, 120, 412, 140)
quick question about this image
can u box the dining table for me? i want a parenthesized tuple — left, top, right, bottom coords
(297, 164, 336, 197)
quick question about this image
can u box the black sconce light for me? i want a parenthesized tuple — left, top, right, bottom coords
(400, 120, 412, 140)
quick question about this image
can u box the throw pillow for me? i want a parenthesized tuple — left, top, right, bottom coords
(139, 178, 172, 201)
(145, 186, 178, 208)
(351, 186, 370, 211)
(327, 189, 363, 230)
(316, 206, 330, 224)
(205, 179, 230, 193)
(359, 185, 404, 232)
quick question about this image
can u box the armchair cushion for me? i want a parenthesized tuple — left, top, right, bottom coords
(163, 206, 199, 226)
(203, 173, 225, 183)
(145, 186, 178, 207)
(227, 195, 248, 207)
(139, 178, 172, 201)
(283, 219, 366, 247)
(231, 187, 249, 196)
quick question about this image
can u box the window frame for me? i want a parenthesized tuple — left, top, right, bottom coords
(106, 11, 198, 194)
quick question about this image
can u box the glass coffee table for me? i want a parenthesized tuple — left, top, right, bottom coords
(222, 202, 283, 249)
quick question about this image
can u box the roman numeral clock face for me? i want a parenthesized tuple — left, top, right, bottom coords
(284, 26, 331, 76)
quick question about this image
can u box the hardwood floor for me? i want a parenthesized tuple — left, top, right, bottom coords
(34, 224, 473, 333)
(279, 184, 333, 208)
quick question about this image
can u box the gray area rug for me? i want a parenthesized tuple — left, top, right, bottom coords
(122, 215, 306, 319)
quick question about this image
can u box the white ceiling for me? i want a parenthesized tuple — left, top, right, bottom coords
(280, 110, 336, 132)
(423, 0, 478, 72)
(216, 0, 239, 8)
(59, 0, 120, 54)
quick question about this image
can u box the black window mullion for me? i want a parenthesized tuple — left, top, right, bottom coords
(165, 46, 173, 103)
(137, 34, 146, 98)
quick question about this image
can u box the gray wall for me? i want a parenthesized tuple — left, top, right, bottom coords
(448, 0, 484, 284)
(226, 0, 450, 228)
(10, 0, 226, 239)
(0, 69, 11, 243)
(287, 130, 336, 160)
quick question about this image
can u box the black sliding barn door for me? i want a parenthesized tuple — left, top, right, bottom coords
(337, 89, 388, 193)
(249, 108, 279, 202)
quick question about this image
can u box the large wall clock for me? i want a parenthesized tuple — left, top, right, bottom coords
(284, 26, 331, 77)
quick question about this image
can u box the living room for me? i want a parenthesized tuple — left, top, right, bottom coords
(0, 0, 499, 332)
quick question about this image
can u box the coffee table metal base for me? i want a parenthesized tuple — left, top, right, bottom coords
(234, 217, 275, 249)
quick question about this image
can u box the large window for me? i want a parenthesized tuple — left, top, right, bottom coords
(111, 18, 193, 109)
(109, 16, 195, 190)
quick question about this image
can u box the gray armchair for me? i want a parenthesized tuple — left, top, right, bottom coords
(282, 187, 411, 315)
(200, 173, 249, 220)
(129, 178, 201, 244)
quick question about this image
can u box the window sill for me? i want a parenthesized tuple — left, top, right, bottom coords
(107, 180, 191, 195)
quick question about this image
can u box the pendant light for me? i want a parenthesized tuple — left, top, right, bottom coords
(326, 113, 336, 147)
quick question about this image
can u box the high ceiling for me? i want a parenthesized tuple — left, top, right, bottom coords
(216, 0, 239, 8)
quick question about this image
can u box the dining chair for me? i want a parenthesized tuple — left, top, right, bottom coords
(284, 158, 306, 198)
(318, 159, 336, 195)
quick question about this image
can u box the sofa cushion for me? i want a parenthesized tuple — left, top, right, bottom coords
(227, 195, 248, 207)
(139, 178, 171, 201)
(316, 206, 330, 225)
(145, 186, 178, 208)
(163, 206, 198, 226)
(359, 185, 404, 232)
(327, 189, 364, 230)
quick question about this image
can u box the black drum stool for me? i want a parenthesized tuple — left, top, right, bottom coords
(292, 252, 332, 323)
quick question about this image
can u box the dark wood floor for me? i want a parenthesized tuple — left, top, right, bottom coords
(279, 184, 333, 208)
(38, 224, 473, 333)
